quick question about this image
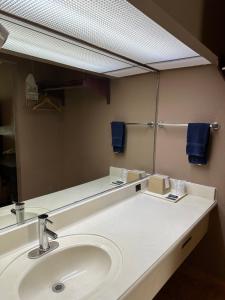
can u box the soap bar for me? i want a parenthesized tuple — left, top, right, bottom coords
(148, 174, 170, 195)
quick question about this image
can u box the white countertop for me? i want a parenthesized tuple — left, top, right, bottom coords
(0, 181, 216, 300)
(53, 192, 215, 299)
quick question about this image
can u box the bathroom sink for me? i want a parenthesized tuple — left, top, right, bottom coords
(0, 234, 122, 300)
(0, 207, 49, 227)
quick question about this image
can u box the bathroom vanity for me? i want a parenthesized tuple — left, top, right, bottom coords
(0, 1, 221, 299)
(0, 177, 216, 300)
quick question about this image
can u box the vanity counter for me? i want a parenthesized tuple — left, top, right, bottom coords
(59, 192, 215, 299)
(0, 180, 216, 300)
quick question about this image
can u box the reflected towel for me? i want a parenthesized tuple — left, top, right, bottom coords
(111, 121, 126, 153)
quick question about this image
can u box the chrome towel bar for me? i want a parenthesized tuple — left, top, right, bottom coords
(157, 121, 220, 131)
(125, 122, 155, 127)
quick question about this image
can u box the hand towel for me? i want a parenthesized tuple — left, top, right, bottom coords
(186, 123, 210, 165)
(111, 121, 126, 153)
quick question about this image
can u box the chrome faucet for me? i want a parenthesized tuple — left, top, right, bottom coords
(38, 214, 58, 251)
(28, 214, 59, 259)
(11, 202, 25, 224)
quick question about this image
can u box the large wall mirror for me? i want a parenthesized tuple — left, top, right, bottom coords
(0, 53, 159, 231)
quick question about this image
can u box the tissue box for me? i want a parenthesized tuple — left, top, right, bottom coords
(127, 170, 140, 182)
(110, 167, 147, 183)
(148, 174, 170, 195)
(127, 170, 147, 183)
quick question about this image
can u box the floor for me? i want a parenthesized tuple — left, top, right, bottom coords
(154, 263, 225, 300)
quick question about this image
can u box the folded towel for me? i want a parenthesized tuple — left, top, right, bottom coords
(111, 121, 126, 153)
(186, 123, 210, 165)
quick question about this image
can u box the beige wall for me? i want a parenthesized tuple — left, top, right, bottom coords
(14, 59, 65, 200)
(62, 73, 158, 188)
(156, 65, 225, 278)
(0, 63, 15, 151)
(0, 63, 14, 100)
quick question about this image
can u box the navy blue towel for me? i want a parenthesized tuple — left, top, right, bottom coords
(111, 121, 126, 153)
(186, 123, 210, 165)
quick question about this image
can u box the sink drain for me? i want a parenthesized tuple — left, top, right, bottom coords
(52, 282, 65, 293)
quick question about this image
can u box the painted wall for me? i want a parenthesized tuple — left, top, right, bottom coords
(155, 64, 225, 279)
(14, 59, 65, 200)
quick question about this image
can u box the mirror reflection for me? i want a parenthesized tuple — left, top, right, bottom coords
(0, 53, 158, 230)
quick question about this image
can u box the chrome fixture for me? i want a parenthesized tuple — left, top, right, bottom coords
(0, 23, 8, 48)
(28, 214, 59, 259)
(157, 121, 220, 131)
(126, 121, 155, 127)
(11, 202, 25, 224)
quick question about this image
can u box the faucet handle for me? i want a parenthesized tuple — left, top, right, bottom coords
(46, 218, 53, 225)
(38, 214, 53, 225)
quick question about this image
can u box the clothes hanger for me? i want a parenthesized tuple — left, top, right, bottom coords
(32, 94, 62, 113)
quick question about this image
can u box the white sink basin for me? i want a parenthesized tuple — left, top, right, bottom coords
(0, 235, 122, 300)
(0, 207, 49, 227)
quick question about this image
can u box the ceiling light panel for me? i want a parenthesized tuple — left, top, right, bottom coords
(104, 66, 151, 77)
(0, 17, 133, 73)
(0, 0, 199, 64)
(148, 57, 210, 70)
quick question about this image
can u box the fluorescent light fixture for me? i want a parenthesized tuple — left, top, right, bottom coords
(148, 57, 211, 70)
(0, 0, 200, 64)
(0, 17, 135, 74)
(104, 66, 151, 77)
(0, 1, 211, 75)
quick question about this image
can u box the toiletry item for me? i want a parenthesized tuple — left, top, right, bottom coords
(127, 171, 140, 183)
(110, 166, 123, 178)
(148, 174, 170, 195)
(111, 180, 124, 185)
(109, 166, 126, 184)
(186, 123, 210, 165)
(126, 170, 146, 183)
(25, 73, 39, 102)
(111, 121, 126, 153)
(166, 194, 178, 201)
(144, 189, 186, 203)
(110, 167, 146, 184)
(174, 180, 186, 196)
